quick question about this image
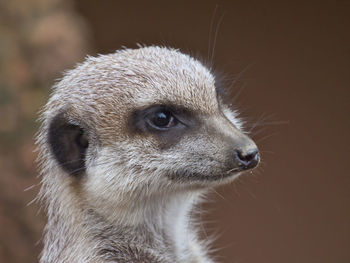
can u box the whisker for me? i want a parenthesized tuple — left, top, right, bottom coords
(260, 150, 275, 155)
(27, 197, 37, 207)
(230, 82, 247, 104)
(251, 127, 268, 137)
(228, 63, 254, 92)
(246, 112, 288, 137)
(256, 132, 278, 143)
(24, 184, 37, 192)
(207, 5, 218, 63)
(212, 189, 226, 200)
(210, 11, 225, 66)
(247, 113, 274, 133)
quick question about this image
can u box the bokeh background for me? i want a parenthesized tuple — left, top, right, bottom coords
(0, 1, 349, 262)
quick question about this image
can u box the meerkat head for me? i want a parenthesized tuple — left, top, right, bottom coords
(38, 46, 259, 215)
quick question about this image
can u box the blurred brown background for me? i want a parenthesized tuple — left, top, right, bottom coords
(0, 1, 349, 262)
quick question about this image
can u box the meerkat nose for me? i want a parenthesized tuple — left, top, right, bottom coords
(234, 148, 260, 170)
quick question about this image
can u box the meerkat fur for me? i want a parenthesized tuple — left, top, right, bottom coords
(36, 46, 259, 263)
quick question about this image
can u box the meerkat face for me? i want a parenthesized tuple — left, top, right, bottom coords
(42, 46, 259, 205)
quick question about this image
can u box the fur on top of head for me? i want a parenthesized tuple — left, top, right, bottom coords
(36, 46, 258, 224)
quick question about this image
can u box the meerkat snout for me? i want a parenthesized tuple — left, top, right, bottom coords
(37, 46, 260, 263)
(126, 102, 259, 182)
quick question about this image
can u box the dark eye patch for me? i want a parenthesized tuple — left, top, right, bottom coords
(129, 104, 197, 150)
(48, 112, 89, 176)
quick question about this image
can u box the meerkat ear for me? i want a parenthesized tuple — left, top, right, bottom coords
(47, 113, 89, 176)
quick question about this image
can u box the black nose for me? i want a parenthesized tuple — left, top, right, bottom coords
(234, 149, 260, 170)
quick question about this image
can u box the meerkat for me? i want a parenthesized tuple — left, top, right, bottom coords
(36, 46, 260, 263)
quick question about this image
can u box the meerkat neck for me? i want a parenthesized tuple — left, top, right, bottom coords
(41, 176, 207, 262)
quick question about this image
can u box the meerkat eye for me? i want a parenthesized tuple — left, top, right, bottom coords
(148, 110, 177, 129)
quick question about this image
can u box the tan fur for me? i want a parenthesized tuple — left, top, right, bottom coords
(36, 46, 258, 263)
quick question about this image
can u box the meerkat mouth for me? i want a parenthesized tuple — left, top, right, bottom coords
(165, 150, 259, 183)
(166, 169, 243, 182)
